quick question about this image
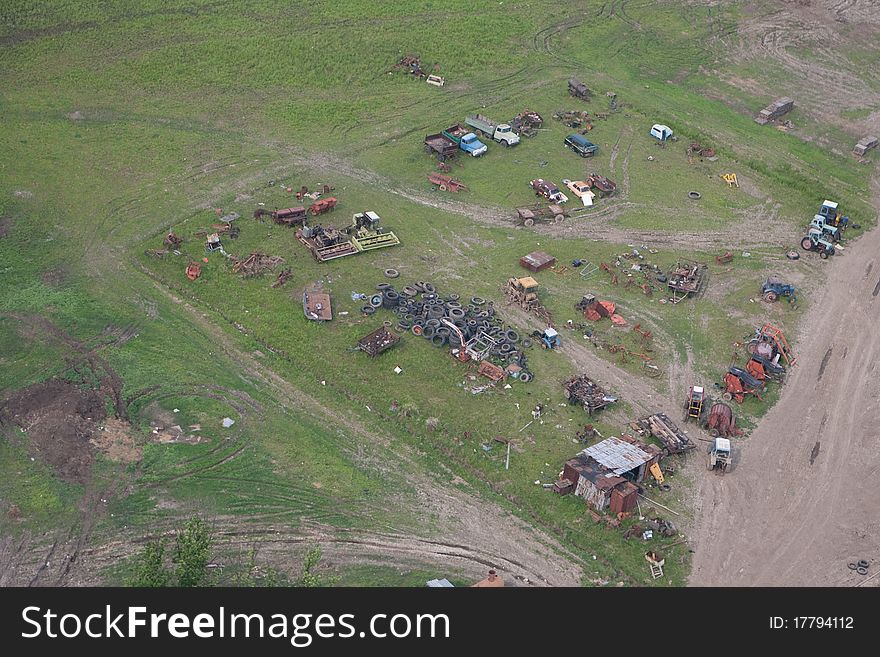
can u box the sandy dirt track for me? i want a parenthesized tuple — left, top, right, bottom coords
(689, 173, 880, 586)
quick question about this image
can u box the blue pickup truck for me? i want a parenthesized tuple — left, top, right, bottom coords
(442, 124, 488, 157)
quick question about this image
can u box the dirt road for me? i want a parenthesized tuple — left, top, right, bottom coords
(689, 172, 880, 586)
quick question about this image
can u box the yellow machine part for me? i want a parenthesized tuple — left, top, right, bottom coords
(649, 462, 665, 485)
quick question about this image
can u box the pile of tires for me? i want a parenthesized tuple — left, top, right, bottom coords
(365, 280, 533, 381)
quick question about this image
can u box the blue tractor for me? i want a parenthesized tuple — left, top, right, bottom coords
(531, 327, 561, 349)
(761, 277, 797, 307)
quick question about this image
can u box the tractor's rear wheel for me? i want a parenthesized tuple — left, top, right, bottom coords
(820, 250, 829, 259)
(524, 218, 535, 227)
(801, 237, 813, 250)
(763, 291, 777, 302)
(707, 456, 714, 471)
(722, 392, 733, 402)
(554, 214, 565, 223)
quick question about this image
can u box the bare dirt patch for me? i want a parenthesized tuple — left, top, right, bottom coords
(0, 216, 11, 238)
(90, 417, 142, 464)
(40, 267, 68, 287)
(1, 378, 107, 483)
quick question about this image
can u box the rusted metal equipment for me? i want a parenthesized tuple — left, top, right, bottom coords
(478, 360, 506, 382)
(510, 109, 543, 137)
(297, 224, 357, 261)
(747, 323, 796, 366)
(563, 374, 618, 416)
(309, 197, 337, 216)
(231, 252, 284, 277)
(568, 77, 591, 100)
(255, 206, 306, 226)
(630, 413, 694, 454)
(357, 326, 400, 356)
(427, 172, 468, 192)
(271, 268, 292, 289)
(514, 203, 567, 226)
(716, 251, 733, 265)
(553, 109, 591, 129)
(706, 402, 740, 437)
(185, 262, 201, 281)
(686, 142, 717, 162)
(600, 262, 619, 285)
(722, 368, 764, 404)
(164, 232, 183, 249)
(587, 173, 616, 196)
(424, 132, 459, 161)
(666, 262, 707, 303)
(346, 211, 400, 251)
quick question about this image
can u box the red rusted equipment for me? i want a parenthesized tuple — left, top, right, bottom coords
(587, 173, 617, 196)
(271, 207, 307, 226)
(295, 185, 309, 200)
(309, 197, 338, 216)
(600, 262, 619, 285)
(747, 323, 796, 366)
(716, 251, 733, 265)
(427, 172, 468, 192)
(185, 262, 201, 281)
(706, 402, 741, 437)
(163, 232, 183, 249)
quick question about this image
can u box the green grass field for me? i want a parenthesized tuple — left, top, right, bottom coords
(1, 0, 876, 587)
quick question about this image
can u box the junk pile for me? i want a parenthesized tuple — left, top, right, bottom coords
(163, 232, 183, 249)
(568, 77, 591, 101)
(686, 142, 717, 162)
(389, 54, 439, 80)
(363, 280, 536, 382)
(666, 261, 707, 303)
(357, 326, 400, 356)
(553, 109, 592, 130)
(427, 172, 468, 192)
(575, 295, 628, 326)
(629, 413, 694, 454)
(230, 252, 284, 277)
(563, 374, 618, 416)
(271, 268, 292, 289)
(510, 109, 543, 137)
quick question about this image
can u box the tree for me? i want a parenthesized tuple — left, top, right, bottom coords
(128, 540, 170, 587)
(172, 517, 213, 587)
(296, 546, 334, 587)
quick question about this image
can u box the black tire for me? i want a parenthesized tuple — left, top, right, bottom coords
(659, 484, 671, 492)
(362, 306, 375, 315)
(449, 307, 465, 320)
(384, 268, 400, 278)
(858, 566, 869, 575)
(500, 343, 513, 353)
(521, 338, 533, 348)
(519, 371, 533, 383)
(505, 329, 519, 343)
(422, 325, 436, 338)
(801, 237, 813, 251)
(369, 294, 383, 308)
(423, 282, 436, 293)
(857, 560, 870, 569)
(471, 296, 486, 305)
(411, 324, 423, 336)
(848, 562, 859, 571)
(376, 282, 392, 290)
(820, 251, 829, 259)
(401, 286, 418, 297)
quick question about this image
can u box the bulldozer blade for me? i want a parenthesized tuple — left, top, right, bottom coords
(351, 231, 401, 251)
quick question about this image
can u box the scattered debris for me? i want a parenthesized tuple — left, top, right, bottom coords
(568, 77, 591, 100)
(666, 261, 707, 303)
(563, 374, 618, 415)
(231, 252, 284, 277)
(271, 268, 292, 289)
(630, 413, 694, 454)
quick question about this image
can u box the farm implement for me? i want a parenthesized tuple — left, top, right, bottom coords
(347, 211, 400, 252)
(427, 172, 468, 192)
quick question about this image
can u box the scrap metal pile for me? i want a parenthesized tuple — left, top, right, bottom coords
(510, 109, 543, 137)
(563, 374, 618, 415)
(230, 252, 284, 277)
(630, 413, 694, 454)
(363, 280, 536, 382)
(666, 261, 707, 302)
(553, 109, 592, 130)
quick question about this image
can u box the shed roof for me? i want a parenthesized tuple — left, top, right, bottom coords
(426, 578, 454, 587)
(581, 436, 654, 475)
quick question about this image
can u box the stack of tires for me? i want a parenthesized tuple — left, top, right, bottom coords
(362, 280, 533, 382)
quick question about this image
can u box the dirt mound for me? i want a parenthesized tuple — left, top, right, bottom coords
(1, 378, 108, 483)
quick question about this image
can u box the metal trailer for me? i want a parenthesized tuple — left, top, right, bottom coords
(514, 203, 567, 226)
(424, 132, 459, 161)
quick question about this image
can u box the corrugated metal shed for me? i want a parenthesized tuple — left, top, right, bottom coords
(581, 436, 653, 475)
(426, 578, 454, 587)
